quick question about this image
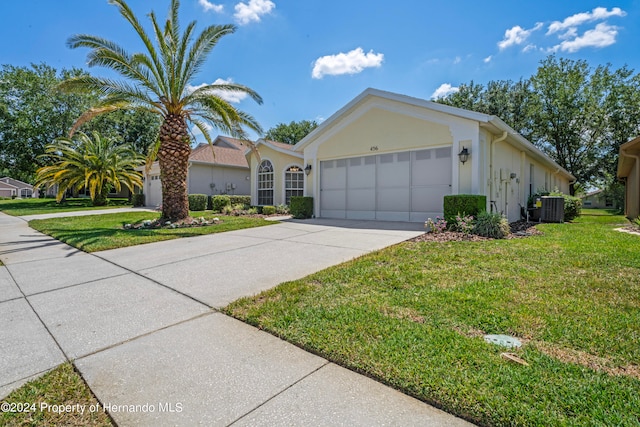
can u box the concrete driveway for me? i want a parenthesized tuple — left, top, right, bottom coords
(0, 212, 472, 426)
(96, 218, 424, 307)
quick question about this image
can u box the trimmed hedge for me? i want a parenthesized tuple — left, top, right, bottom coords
(132, 193, 145, 207)
(229, 195, 251, 207)
(290, 196, 313, 219)
(262, 205, 276, 215)
(443, 195, 486, 224)
(188, 194, 208, 211)
(212, 195, 231, 212)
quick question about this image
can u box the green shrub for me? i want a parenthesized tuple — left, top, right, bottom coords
(212, 195, 231, 212)
(633, 217, 640, 228)
(290, 196, 313, 219)
(188, 194, 207, 211)
(262, 205, 276, 215)
(443, 195, 486, 225)
(229, 195, 251, 206)
(222, 204, 234, 215)
(275, 204, 289, 214)
(473, 211, 510, 239)
(132, 193, 145, 207)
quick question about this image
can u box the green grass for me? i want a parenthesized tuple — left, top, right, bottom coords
(225, 211, 640, 426)
(0, 197, 131, 216)
(0, 364, 113, 426)
(29, 211, 272, 252)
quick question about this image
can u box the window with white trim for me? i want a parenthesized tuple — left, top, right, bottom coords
(285, 165, 304, 204)
(258, 160, 274, 205)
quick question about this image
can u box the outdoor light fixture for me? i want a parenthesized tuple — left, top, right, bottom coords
(458, 147, 470, 164)
(304, 164, 312, 176)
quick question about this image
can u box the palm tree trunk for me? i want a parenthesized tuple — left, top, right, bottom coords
(158, 114, 191, 221)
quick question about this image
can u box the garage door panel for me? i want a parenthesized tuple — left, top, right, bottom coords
(347, 188, 375, 210)
(321, 189, 346, 210)
(411, 185, 451, 211)
(377, 154, 410, 186)
(320, 146, 452, 222)
(321, 160, 346, 189)
(377, 188, 410, 211)
(347, 157, 375, 189)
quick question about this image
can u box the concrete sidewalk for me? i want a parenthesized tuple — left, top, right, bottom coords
(0, 211, 472, 426)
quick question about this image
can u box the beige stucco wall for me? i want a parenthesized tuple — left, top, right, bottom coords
(187, 163, 250, 197)
(626, 161, 639, 218)
(481, 129, 571, 222)
(249, 144, 303, 206)
(314, 105, 454, 160)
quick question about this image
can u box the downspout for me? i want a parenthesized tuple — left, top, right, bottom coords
(489, 131, 508, 212)
(622, 149, 640, 217)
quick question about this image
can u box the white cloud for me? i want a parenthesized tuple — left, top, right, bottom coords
(483, 55, 492, 63)
(198, 0, 223, 13)
(311, 47, 384, 79)
(522, 44, 537, 53)
(187, 78, 248, 103)
(547, 7, 626, 35)
(430, 83, 459, 99)
(234, 0, 275, 25)
(552, 22, 620, 53)
(498, 22, 543, 50)
(453, 56, 461, 64)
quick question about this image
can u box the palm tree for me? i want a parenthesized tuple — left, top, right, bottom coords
(35, 131, 144, 206)
(60, 0, 262, 220)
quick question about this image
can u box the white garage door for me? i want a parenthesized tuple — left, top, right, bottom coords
(320, 147, 452, 222)
(146, 174, 163, 208)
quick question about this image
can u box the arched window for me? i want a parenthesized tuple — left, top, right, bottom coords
(285, 165, 304, 204)
(257, 160, 274, 205)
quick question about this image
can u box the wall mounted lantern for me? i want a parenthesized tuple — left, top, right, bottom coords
(304, 164, 312, 176)
(458, 147, 470, 165)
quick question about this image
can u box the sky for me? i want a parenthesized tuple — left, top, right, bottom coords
(1, 0, 639, 141)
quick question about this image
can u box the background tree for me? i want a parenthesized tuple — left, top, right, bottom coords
(0, 63, 161, 183)
(264, 119, 318, 145)
(437, 55, 640, 192)
(61, 0, 263, 221)
(35, 131, 143, 206)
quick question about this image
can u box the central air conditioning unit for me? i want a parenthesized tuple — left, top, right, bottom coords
(541, 196, 564, 223)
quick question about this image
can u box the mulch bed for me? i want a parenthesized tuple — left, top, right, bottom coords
(410, 220, 543, 243)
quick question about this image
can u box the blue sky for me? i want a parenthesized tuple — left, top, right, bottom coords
(1, 0, 638, 140)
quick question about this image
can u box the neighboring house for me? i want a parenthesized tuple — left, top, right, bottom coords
(247, 88, 574, 223)
(0, 177, 37, 198)
(617, 136, 640, 219)
(580, 189, 611, 209)
(141, 136, 251, 208)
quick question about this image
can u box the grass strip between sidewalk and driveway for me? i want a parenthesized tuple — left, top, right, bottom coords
(29, 211, 273, 252)
(0, 363, 113, 427)
(225, 210, 640, 426)
(0, 198, 131, 216)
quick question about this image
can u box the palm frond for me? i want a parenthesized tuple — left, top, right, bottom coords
(180, 24, 236, 90)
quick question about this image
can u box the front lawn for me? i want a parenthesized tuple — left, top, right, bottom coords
(29, 211, 272, 252)
(0, 364, 113, 427)
(0, 197, 131, 216)
(226, 211, 640, 426)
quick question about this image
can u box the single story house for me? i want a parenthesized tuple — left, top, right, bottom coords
(580, 189, 611, 209)
(248, 88, 574, 223)
(0, 177, 37, 198)
(141, 136, 251, 208)
(617, 136, 640, 219)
